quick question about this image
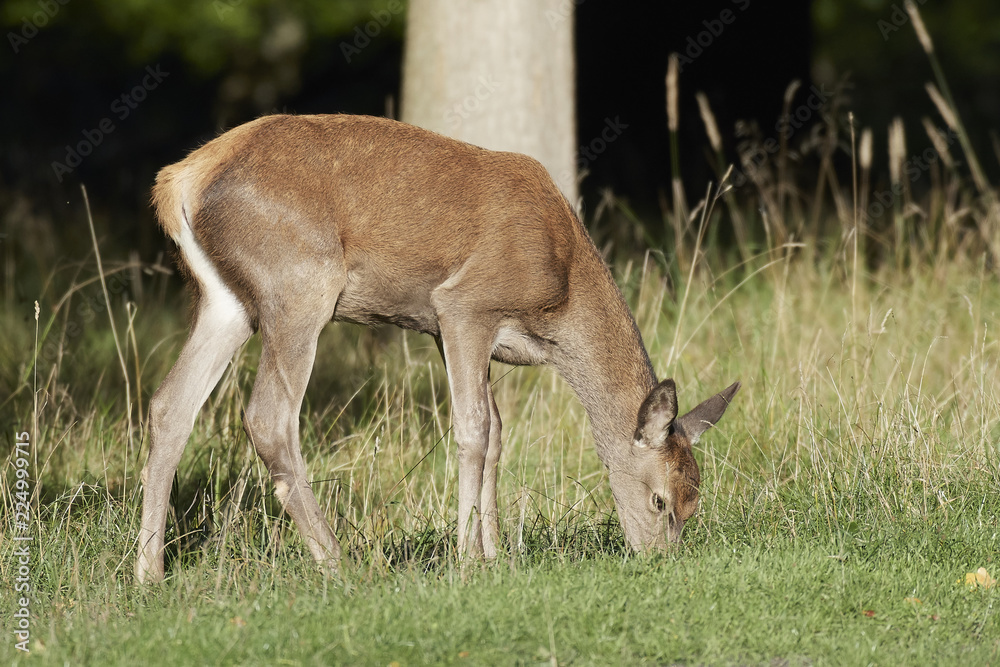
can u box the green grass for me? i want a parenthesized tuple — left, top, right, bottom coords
(4, 23, 1000, 659)
(3, 245, 999, 665)
(11, 535, 1000, 665)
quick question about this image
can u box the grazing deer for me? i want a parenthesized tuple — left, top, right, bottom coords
(135, 114, 740, 583)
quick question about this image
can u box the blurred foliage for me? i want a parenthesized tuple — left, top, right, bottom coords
(814, 0, 1000, 79)
(812, 0, 1000, 149)
(2, 0, 407, 144)
(2, 0, 405, 74)
(3, 0, 999, 266)
(0, 0, 407, 267)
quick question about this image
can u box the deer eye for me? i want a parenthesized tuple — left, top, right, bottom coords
(651, 494, 666, 513)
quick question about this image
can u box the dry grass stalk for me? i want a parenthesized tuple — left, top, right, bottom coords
(888, 117, 906, 186)
(696, 92, 722, 153)
(738, 135, 783, 248)
(808, 78, 847, 237)
(694, 91, 750, 264)
(921, 118, 955, 170)
(83, 185, 136, 451)
(777, 80, 802, 236)
(905, 0, 934, 54)
(907, 5, 990, 198)
(848, 113, 860, 339)
(859, 127, 873, 250)
(666, 53, 688, 266)
(859, 128, 873, 171)
(888, 118, 909, 269)
(666, 55, 679, 133)
(925, 83, 959, 132)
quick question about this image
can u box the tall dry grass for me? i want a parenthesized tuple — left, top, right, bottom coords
(1, 0, 997, 582)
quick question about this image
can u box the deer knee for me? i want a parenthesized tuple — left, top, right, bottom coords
(242, 406, 280, 460)
(244, 404, 301, 475)
(454, 409, 491, 465)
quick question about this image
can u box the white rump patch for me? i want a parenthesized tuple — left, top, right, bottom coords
(175, 212, 248, 328)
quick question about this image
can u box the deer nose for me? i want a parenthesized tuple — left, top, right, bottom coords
(665, 514, 684, 543)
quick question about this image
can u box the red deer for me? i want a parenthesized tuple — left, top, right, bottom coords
(136, 114, 739, 582)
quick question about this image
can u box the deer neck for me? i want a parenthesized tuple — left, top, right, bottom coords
(551, 251, 657, 469)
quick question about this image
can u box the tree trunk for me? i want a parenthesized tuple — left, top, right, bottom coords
(401, 0, 577, 204)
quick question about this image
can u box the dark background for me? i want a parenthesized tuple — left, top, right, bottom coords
(3, 0, 999, 263)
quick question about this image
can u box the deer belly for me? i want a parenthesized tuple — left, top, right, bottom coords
(334, 269, 441, 335)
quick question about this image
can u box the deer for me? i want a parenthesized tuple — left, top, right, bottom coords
(135, 113, 740, 583)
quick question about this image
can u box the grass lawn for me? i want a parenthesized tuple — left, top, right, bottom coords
(3, 244, 999, 665)
(13, 532, 1000, 665)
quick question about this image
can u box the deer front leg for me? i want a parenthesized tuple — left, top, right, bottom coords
(437, 320, 494, 559)
(480, 381, 502, 558)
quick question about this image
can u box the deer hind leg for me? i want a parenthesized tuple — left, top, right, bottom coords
(137, 295, 252, 583)
(436, 317, 497, 560)
(242, 309, 342, 575)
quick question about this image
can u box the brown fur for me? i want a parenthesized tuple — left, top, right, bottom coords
(136, 114, 740, 582)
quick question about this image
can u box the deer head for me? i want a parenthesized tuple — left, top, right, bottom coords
(610, 379, 740, 550)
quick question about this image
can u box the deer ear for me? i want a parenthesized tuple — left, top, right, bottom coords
(633, 379, 678, 449)
(674, 381, 741, 445)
